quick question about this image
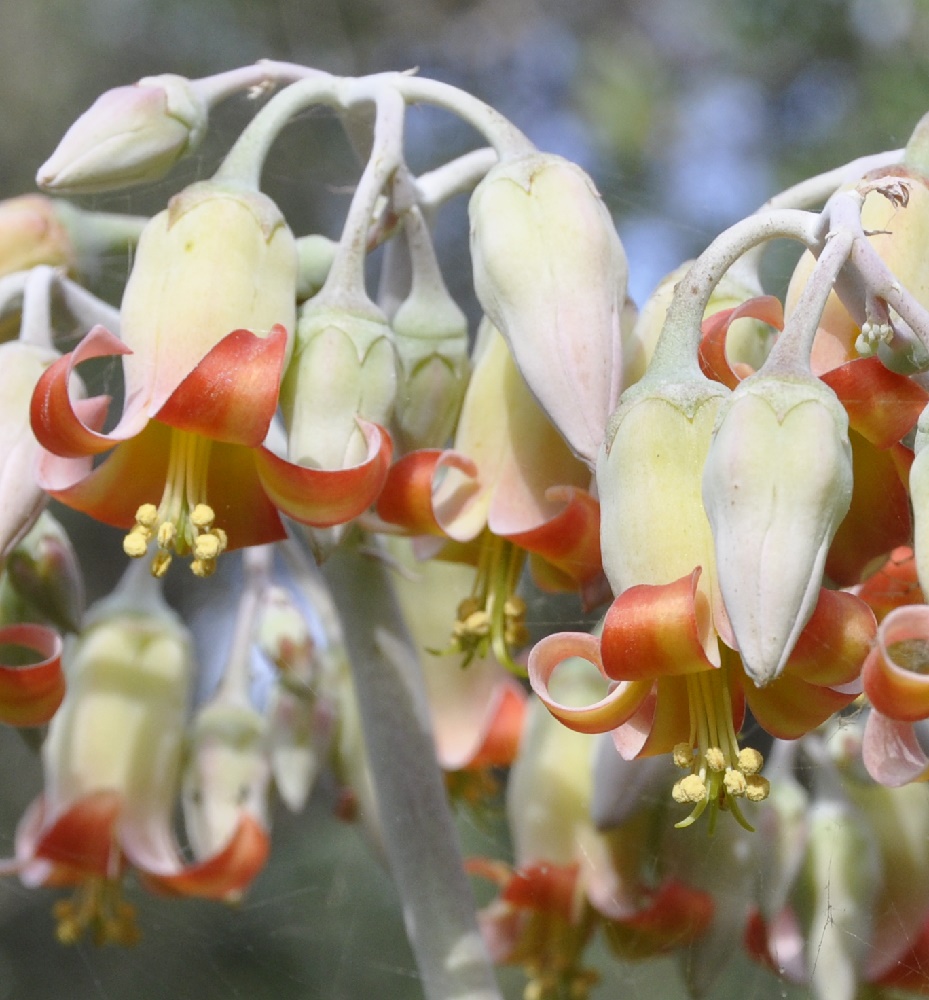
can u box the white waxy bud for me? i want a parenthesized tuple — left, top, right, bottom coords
(37, 75, 208, 194)
(702, 375, 852, 685)
(470, 153, 627, 466)
(280, 301, 397, 470)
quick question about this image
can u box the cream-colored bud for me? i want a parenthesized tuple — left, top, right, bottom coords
(280, 301, 397, 470)
(0, 195, 73, 277)
(470, 153, 627, 466)
(702, 374, 852, 685)
(37, 75, 208, 194)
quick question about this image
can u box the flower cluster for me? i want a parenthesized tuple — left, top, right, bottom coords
(3, 59, 929, 1000)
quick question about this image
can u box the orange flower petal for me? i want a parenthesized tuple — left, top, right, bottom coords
(501, 862, 580, 922)
(205, 441, 287, 549)
(34, 790, 124, 878)
(821, 357, 929, 449)
(0, 623, 65, 726)
(142, 814, 270, 901)
(698, 296, 784, 389)
(782, 587, 876, 687)
(863, 605, 929, 722)
(600, 570, 717, 682)
(825, 432, 912, 587)
(155, 325, 288, 447)
(30, 325, 147, 459)
(858, 547, 924, 622)
(611, 675, 691, 759)
(602, 879, 714, 960)
(502, 485, 603, 590)
(738, 668, 856, 741)
(527, 631, 651, 735)
(254, 419, 393, 528)
(376, 449, 478, 536)
(466, 679, 527, 770)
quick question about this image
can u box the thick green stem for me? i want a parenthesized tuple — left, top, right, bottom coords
(322, 537, 503, 1000)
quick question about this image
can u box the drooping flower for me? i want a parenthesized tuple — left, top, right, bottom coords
(377, 321, 604, 671)
(30, 181, 391, 577)
(3, 570, 267, 944)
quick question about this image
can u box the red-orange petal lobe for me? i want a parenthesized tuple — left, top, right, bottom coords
(36, 420, 174, 529)
(142, 814, 270, 901)
(825, 431, 912, 587)
(602, 879, 715, 960)
(155, 326, 288, 447)
(782, 587, 876, 687)
(30, 325, 145, 459)
(612, 675, 691, 759)
(502, 485, 603, 589)
(527, 631, 651, 735)
(0, 624, 64, 726)
(376, 449, 477, 536)
(254, 419, 393, 529)
(737, 666, 856, 740)
(820, 356, 929, 449)
(34, 790, 124, 878)
(874, 913, 929, 994)
(501, 862, 580, 922)
(862, 709, 929, 787)
(466, 680, 527, 770)
(698, 296, 784, 389)
(858, 547, 924, 622)
(600, 570, 717, 682)
(863, 605, 929, 722)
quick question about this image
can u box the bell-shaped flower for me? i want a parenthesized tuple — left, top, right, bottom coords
(377, 322, 604, 671)
(702, 374, 853, 685)
(180, 699, 271, 900)
(384, 537, 525, 804)
(469, 153, 627, 466)
(36, 74, 208, 194)
(3, 571, 264, 944)
(30, 181, 391, 577)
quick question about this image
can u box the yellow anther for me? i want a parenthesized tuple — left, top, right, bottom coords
(463, 610, 491, 637)
(456, 597, 482, 620)
(123, 531, 149, 559)
(213, 527, 228, 552)
(744, 774, 771, 802)
(705, 747, 726, 772)
(134, 503, 158, 528)
(194, 533, 221, 561)
(672, 773, 706, 804)
(190, 503, 215, 529)
(737, 747, 764, 775)
(724, 769, 747, 797)
(504, 595, 527, 619)
(151, 550, 172, 578)
(191, 558, 216, 578)
(672, 742, 694, 768)
(156, 521, 177, 549)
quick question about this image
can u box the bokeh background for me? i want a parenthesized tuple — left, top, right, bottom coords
(1, 1, 928, 997)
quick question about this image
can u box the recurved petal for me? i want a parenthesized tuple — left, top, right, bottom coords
(600, 570, 718, 682)
(610, 675, 691, 760)
(737, 667, 856, 741)
(862, 710, 929, 787)
(155, 325, 288, 447)
(527, 631, 651, 736)
(254, 419, 392, 528)
(0, 623, 65, 726)
(33, 790, 124, 878)
(376, 448, 478, 537)
(30, 325, 148, 459)
(140, 814, 269, 901)
(496, 485, 602, 590)
(863, 604, 929, 722)
(698, 295, 784, 389)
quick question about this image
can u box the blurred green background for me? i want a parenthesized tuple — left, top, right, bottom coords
(1, 0, 928, 997)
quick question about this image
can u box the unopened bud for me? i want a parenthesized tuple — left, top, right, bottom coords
(37, 75, 208, 194)
(0, 195, 73, 277)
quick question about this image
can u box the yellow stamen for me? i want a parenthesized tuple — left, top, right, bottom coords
(673, 663, 768, 831)
(440, 532, 528, 673)
(53, 878, 141, 947)
(121, 429, 227, 578)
